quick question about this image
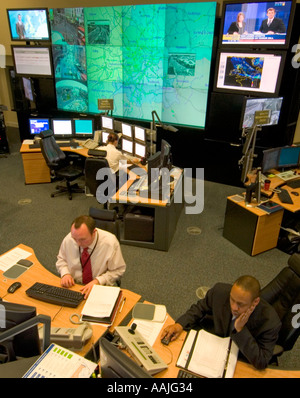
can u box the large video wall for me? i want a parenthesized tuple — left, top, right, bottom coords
(49, 3, 217, 128)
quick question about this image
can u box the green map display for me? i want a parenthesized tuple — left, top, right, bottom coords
(49, 3, 216, 128)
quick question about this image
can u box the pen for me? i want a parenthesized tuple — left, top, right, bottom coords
(119, 298, 126, 313)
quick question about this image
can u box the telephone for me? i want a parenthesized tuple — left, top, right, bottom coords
(39, 323, 93, 350)
(82, 139, 99, 149)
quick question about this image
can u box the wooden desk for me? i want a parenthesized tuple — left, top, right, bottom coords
(20, 142, 89, 184)
(0, 244, 141, 358)
(223, 195, 284, 256)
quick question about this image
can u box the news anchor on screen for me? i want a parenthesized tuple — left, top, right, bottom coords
(259, 8, 286, 34)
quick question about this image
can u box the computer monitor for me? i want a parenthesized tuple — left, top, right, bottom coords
(99, 337, 152, 378)
(241, 97, 283, 129)
(134, 126, 146, 143)
(101, 131, 109, 144)
(101, 116, 114, 131)
(0, 302, 40, 362)
(121, 123, 133, 139)
(134, 142, 146, 159)
(278, 146, 300, 169)
(74, 119, 94, 138)
(261, 147, 281, 173)
(122, 138, 133, 155)
(29, 118, 50, 135)
(51, 118, 73, 139)
(11, 45, 53, 77)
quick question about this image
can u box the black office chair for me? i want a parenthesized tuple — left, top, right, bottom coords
(40, 130, 84, 200)
(85, 157, 118, 207)
(89, 207, 120, 240)
(260, 253, 300, 364)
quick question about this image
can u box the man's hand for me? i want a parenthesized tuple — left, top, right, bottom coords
(234, 304, 256, 333)
(61, 274, 75, 288)
(161, 323, 183, 342)
(80, 279, 99, 299)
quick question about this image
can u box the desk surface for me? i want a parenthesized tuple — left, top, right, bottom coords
(1, 245, 299, 378)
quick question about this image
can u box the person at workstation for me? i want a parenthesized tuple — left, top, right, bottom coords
(98, 132, 140, 174)
(227, 12, 248, 35)
(161, 275, 281, 370)
(56, 215, 126, 298)
(259, 8, 286, 34)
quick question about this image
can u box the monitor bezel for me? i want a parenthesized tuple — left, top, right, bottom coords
(7, 8, 51, 42)
(219, 0, 296, 50)
(134, 141, 146, 158)
(101, 115, 114, 131)
(277, 146, 300, 169)
(51, 118, 74, 138)
(134, 125, 146, 143)
(213, 48, 286, 97)
(28, 117, 50, 135)
(121, 137, 134, 156)
(121, 122, 133, 139)
(73, 118, 94, 138)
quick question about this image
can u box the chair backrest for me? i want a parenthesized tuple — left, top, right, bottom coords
(89, 207, 119, 239)
(39, 129, 66, 169)
(261, 253, 300, 351)
(85, 157, 116, 199)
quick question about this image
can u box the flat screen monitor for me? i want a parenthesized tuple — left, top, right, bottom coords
(101, 116, 114, 131)
(241, 96, 283, 128)
(29, 118, 50, 135)
(219, 0, 296, 49)
(22, 77, 35, 102)
(51, 118, 73, 138)
(278, 146, 300, 169)
(261, 147, 281, 173)
(121, 123, 133, 139)
(0, 302, 40, 362)
(122, 138, 133, 155)
(7, 8, 51, 42)
(134, 142, 146, 158)
(99, 337, 152, 378)
(101, 131, 109, 144)
(214, 50, 285, 96)
(11, 45, 53, 77)
(74, 119, 94, 137)
(134, 126, 146, 143)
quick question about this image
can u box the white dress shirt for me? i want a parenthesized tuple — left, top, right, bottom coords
(98, 143, 135, 173)
(56, 228, 126, 285)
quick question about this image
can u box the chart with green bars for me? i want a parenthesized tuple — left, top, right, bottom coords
(50, 2, 217, 128)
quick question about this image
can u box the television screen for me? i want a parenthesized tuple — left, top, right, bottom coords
(121, 123, 133, 139)
(74, 119, 94, 136)
(52, 119, 73, 137)
(220, 0, 295, 49)
(134, 126, 146, 143)
(122, 138, 133, 155)
(101, 116, 114, 131)
(134, 142, 146, 158)
(241, 96, 283, 128)
(7, 8, 50, 41)
(214, 50, 285, 96)
(50, 3, 217, 128)
(29, 118, 50, 134)
(11, 45, 53, 77)
(22, 77, 35, 102)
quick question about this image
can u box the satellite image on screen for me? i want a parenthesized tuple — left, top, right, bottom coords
(224, 56, 263, 88)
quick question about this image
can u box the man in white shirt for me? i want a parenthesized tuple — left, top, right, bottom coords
(56, 215, 126, 298)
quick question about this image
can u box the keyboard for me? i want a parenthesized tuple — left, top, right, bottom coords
(286, 179, 300, 189)
(29, 141, 78, 149)
(26, 282, 84, 308)
(177, 369, 202, 378)
(277, 188, 294, 204)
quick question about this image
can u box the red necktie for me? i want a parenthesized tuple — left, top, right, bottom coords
(81, 248, 93, 284)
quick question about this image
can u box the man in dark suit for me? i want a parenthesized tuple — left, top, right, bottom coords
(161, 275, 281, 370)
(259, 8, 286, 34)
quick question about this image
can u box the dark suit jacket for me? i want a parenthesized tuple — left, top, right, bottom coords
(176, 283, 281, 370)
(259, 18, 286, 33)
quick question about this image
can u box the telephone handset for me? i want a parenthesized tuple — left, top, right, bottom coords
(39, 323, 93, 350)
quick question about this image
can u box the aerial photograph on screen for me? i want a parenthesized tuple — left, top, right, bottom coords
(49, 3, 217, 128)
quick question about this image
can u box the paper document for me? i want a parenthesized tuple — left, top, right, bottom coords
(0, 247, 32, 272)
(23, 344, 97, 378)
(81, 285, 120, 318)
(132, 317, 168, 346)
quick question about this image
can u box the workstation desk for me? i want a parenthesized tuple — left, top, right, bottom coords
(1, 245, 299, 378)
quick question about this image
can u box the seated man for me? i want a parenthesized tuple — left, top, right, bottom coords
(56, 215, 126, 298)
(161, 275, 281, 370)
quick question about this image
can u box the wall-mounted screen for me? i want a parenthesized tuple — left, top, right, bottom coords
(50, 3, 217, 129)
(214, 50, 285, 96)
(220, 0, 295, 49)
(11, 45, 53, 77)
(52, 118, 73, 138)
(241, 96, 283, 128)
(29, 118, 50, 135)
(74, 119, 94, 137)
(7, 8, 51, 41)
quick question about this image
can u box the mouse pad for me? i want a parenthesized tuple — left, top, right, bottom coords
(3, 264, 28, 279)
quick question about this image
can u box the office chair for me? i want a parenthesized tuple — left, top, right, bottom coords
(85, 157, 117, 208)
(40, 130, 84, 200)
(89, 207, 120, 240)
(260, 252, 300, 364)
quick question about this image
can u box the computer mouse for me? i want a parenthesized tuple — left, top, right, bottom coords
(291, 191, 299, 196)
(7, 281, 22, 293)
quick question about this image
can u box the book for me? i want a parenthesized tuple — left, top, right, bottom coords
(176, 329, 239, 378)
(81, 285, 123, 325)
(257, 200, 283, 213)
